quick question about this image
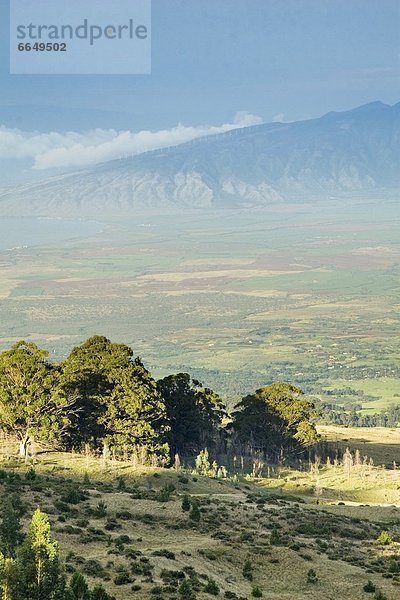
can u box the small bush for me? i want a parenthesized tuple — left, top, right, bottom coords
(204, 578, 219, 596)
(153, 549, 176, 560)
(377, 531, 392, 546)
(156, 483, 176, 502)
(117, 477, 126, 491)
(307, 569, 318, 584)
(113, 572, 131, 586)
(242, 559, 253, 581)
(199, 549, 217, 561)
(251, 585, 263, 597)
(61, 486, 85, 505)
(189, 503, 201, 523)
(116, 534, 131, 545)
(364, 581, 376, 593)
(182, 495, 191, 512)
(25, 468, 37, 481)
(179, 578, 196, 599)
(105, 519, 121, 531)
(93, 500, 107, 518)
(115, 510, 133, 520)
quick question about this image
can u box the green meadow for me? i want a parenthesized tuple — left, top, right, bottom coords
(0, 200, 399, 409)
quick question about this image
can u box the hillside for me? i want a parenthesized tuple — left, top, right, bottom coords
(1, 101, 400, 216)
(1, 444, 400, 600)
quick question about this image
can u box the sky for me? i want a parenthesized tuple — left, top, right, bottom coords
(0, 0, 399, 182)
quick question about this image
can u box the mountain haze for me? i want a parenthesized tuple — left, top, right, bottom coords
(1, 101, 399, 216)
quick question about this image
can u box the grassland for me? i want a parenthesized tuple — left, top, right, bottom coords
(3, 429, 400, 600)
(0, 200, 399, 408)
(318, 424, 400, 465)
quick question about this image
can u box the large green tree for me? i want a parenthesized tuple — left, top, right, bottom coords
(61, 336, 169, 460)
(157, 373, 225, 456)
(232, 383, 318, 458)
(0, 342, 72, 457)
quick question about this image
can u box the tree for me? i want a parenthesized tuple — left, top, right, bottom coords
(232, 383, 318, 458)
(0, 342, 72, 458)
(157, 373, 225, 456)
(17, 508, 66, 600)
(60, 337, 112, 450)
(0, 496, 23, 558)
(90, 585, 114, 600)
(69, 572, 90, 600)
(61, 336, 169, 459)
(0, 552, 19, 600)
(181, 495, 191, 512)
(189, 502, 201, 523)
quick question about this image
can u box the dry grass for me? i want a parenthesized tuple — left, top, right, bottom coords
(318, 424, 400, 465)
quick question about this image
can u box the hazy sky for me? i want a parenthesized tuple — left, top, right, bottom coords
(1, 0, 399, 128)
(0, 0, 399, 183)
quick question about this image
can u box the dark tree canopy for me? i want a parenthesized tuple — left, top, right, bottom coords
(61, 336, 169, 458)
(0, 337, 321, 467)
(232, 383, 318, 457)
(157, 373, 225, 456)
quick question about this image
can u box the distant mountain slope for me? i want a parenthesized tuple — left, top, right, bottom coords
(1, 101, 399, 216)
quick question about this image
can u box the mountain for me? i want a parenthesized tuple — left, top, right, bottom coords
(1, 101, 400, 216)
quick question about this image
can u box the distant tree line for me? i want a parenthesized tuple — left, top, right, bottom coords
(317, 401, 400, 428)
(0, 337, 318, 465)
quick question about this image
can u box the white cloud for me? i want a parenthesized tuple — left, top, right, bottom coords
(0, 112, 263, 171)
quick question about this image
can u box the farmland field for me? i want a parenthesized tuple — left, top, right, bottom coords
(0, 199, 399, 408)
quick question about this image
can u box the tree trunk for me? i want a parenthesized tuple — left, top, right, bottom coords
(19, 435, 31, 461)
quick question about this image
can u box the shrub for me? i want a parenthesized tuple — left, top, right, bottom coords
(179, 578, 196, 600)
(113, 572, 131, 585)
(116, 534, 131, 545)
(157, 483, 176, 502)
(189, 503, 201, 523)
(105, 519, 121, 531)
(306, 569, 318, 584)
(373, 592, 387, 600)
(153, 549, 176, 560)
(82, 559, 105, 578)
(182, 495, 191, 512)
(242, 559, 253, 581)
(25, 468, 37, 481)
(270, 528, 281, 545)
(251, 585, 262, 597)
(93, 500, 107, 518)
(116, 477, 126, 491)
(198, 549, 217, 561)
(364, 581, 376, 593)
(61, 486, 85, 504)
(377, 531, 392, 545)
(204, 578, 219, 596)
(115, 510, 133, 520)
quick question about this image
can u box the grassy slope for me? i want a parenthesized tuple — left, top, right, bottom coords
(318, 424, 400, 465)
(2, 443, 400, 600)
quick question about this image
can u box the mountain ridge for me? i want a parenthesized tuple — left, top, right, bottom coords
(1, 101, 399, 216)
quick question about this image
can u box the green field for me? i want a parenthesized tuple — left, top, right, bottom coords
(0, 200, 399, 408)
